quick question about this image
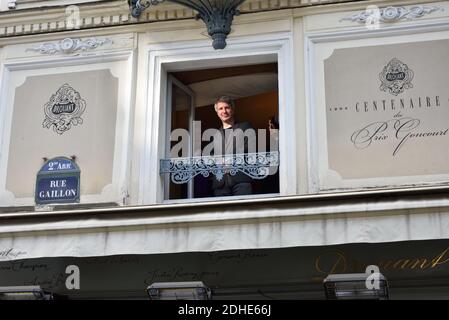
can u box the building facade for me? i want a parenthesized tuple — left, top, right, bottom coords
(1, 0, 449, 299)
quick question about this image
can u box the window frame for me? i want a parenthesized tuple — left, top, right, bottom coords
(138, 33, 297, 205)
(164, 74, 196, 200)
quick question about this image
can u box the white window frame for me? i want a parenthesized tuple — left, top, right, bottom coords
(137, 33, 297, 205)
(164, 74, 196, 200)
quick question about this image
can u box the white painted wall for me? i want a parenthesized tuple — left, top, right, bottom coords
(0, 34, 135, 206)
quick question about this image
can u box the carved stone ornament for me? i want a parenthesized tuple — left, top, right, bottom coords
(27, 37, 112, 55)
(341, 5, 443, 24)
(43, 84, 86, 135)
(379, 58, 414, 96)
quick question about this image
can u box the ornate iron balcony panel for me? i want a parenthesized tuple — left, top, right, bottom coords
(160, 152, 279, 184)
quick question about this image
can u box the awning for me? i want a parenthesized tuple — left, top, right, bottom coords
(1, 186, 449, 262)
(1, 239, 449, 299)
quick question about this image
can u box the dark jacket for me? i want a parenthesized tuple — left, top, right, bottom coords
(211, 122, 255, 190)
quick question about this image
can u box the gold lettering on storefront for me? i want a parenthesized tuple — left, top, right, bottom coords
(315, 246, 449, 275)
(315, 250, 347, 274)
(431, 246, 449, 268)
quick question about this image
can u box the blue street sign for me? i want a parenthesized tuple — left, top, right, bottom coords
(35, 157, 80, 205)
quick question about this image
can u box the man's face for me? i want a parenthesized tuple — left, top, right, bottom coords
(215, 101, 235, 124)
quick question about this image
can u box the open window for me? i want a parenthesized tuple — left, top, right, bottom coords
(161, 63, 280, 201)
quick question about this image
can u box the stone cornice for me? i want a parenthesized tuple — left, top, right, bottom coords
(1, 184, 449, 226)
(0, 0, 444, 39)
(0, 0, 391, 38)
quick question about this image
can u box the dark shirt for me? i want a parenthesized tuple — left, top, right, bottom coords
(211, 121, 255, 190)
